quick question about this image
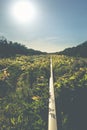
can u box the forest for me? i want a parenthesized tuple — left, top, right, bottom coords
(58, 41, 87, 57)
(0, 55, 87, 130)
(0, 37, 45, 58)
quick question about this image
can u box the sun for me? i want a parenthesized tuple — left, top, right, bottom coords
(11, 1, 36, 24)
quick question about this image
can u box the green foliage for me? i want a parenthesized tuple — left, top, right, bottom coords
(53, 55, 87, 130)
(58, 41, 87, 57)
(0, 54, 87, 130)
(0, 55, 50, 130)
(0, 38, 46, 58)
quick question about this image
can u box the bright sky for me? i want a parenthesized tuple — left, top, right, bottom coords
(0, 0, 87, 52)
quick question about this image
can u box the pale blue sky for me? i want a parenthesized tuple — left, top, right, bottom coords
(0, 0, 87, 52)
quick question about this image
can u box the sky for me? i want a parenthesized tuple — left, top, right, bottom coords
(0, 0, 87, 52)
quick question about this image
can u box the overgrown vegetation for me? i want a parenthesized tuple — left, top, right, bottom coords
(53, 55, 87, 130)
(0, 55, 87, 130)
(0, 55, 50, 130)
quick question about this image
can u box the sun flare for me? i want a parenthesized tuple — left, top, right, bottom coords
(11, 1, 36, 24)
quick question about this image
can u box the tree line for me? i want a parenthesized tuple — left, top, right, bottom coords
(0, 37, 46, 58)
(57, 41, 87, 57)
